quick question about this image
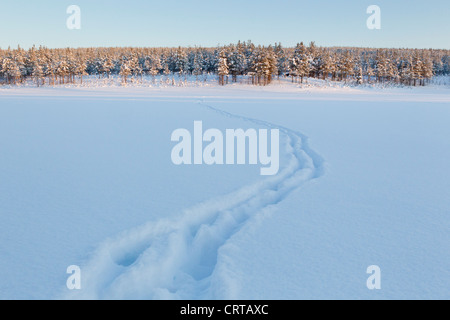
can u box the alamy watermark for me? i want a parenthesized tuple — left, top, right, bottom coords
(366, 265, 381, 290)
(66, 265, 81, 290)
(171, 121, 280, 176)
(367, 5, 381, 30)
(65, 5, 379, 31)
(66, 5, 81, 30)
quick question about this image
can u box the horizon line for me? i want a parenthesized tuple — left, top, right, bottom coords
(1, 43, 449, 51)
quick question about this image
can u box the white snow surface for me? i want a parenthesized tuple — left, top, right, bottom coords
(0, 82, 449, 299)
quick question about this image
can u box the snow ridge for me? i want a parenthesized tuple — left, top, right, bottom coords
(64, 101, 324, 300)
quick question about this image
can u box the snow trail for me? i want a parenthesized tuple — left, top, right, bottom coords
(64, 101, 324, 300)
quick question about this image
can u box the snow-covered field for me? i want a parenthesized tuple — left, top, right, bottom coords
(0, 82, 449, 299)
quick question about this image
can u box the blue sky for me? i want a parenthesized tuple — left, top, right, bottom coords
(0, 0, 448, 49)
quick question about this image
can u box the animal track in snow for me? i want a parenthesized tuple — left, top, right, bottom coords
(64, 101, 324, 300)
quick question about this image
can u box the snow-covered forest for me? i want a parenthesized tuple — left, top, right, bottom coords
(1, 41, 449, 87)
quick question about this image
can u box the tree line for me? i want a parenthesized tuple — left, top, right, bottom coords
(0, 41, 449, 87)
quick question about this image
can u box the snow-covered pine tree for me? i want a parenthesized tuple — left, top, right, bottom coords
(175, 47, 188, 78)
(405, 55, 415, 86)
(163, 63, 171, 85)
(9, 60, 22, 85)
(119, 60, 131, 84)
(1, 58, 10, 84)
(251, 46, 272, 86)
(311, 48, 324, 80)
(217, 50, 229, 85)
(366, 64, 374, 84)
(1, 58, 15, 84)
(274, 43, 288, 79)
(412, 51, 424, 86)
(75, 58, 87, 84)
(14, 49, 27, 84)
(192, 56, 203, 83)
(375, 50, 389, 83)
(32, 61, 44, 87)
(143, 58, 152, 75)
(228, 45, 245, 83)
(102, 57, 114, 78)
(43, 59, 55, 86)
(55, 59, 68, 84)
(421, 53, 434, 85)
(266, 46, 278, 84)
(321, 51, 335, 81)
(341, 51, 354, 82)
(294, 42, 311, 83)
(149, 55, 162, 83)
